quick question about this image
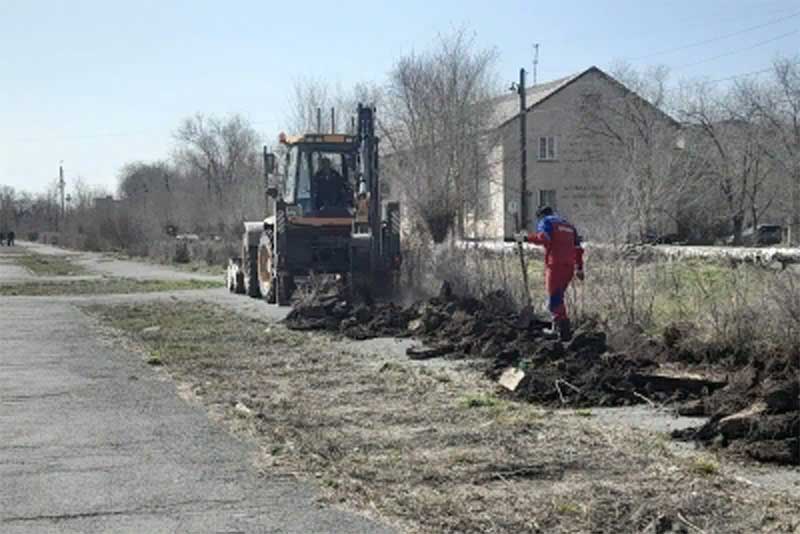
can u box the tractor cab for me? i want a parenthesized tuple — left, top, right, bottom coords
(276, 133, 360, 220)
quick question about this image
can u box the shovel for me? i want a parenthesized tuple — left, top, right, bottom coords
(516, 238, 535, 329)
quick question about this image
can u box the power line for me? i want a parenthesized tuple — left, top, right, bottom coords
(629, 10, 800, 61)
(704, 67, 774, 84)
(673, 29, 799, 70)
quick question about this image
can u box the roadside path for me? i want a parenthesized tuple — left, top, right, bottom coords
(0, 245, 393, 533)
(18, 241, 221, 282)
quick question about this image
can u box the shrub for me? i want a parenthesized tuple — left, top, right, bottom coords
(173, 241, 191, 263)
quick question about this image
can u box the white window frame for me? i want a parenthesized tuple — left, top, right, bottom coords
(537, 136, 558, 161)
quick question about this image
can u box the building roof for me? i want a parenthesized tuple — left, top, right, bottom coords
(490, 65, 679, 130)
(488, 70, 585, 129)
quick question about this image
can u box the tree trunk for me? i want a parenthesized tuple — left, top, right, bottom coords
(789, 174, 800, 246)
(732, 214, 744, 245)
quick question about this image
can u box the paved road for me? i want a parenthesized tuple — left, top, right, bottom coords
(18, 241, 221, 282)
(0, 247, 392, 533)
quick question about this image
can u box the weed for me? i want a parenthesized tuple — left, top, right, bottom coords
(434, 372, 452, 383)
(555, 501, 581, 516)
(461, 393, 499, 408)
(690, 455, 720, 476)
(15, 253, 88, 276)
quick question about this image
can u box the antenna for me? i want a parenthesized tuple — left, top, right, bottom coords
(532, 43, 539, 85)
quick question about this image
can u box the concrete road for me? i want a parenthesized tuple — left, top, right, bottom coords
(17, 241, 221, 282)
(0, 249, 392, 532)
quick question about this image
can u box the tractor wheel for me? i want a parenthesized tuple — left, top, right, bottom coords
(226, 267, 235, 293)
(276, 273, 295, 306)
(244, 245, 261, 298)
(234, 271, 245, 294)
(257, 230, 276, 304)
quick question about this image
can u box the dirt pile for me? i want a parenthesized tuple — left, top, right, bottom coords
(673, 352, 799, 465)
(285, 284, 724, 408)
(284, 294, 415, 339)
(285, 285, 799, 464)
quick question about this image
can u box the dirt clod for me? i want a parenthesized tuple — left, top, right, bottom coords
(673, 351, 799, 465)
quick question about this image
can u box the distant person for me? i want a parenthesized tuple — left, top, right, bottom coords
(7, 231, 14, 246)
(0, 232, 5, 247)
(515, 206, 584, 341)
(313, 157, 348, 211)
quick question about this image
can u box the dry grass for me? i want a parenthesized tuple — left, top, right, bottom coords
(85, 301, 800, 533)
(417, 243, 800, 353)
(14, 253, 88, 276)
(0, 277, 223, 296)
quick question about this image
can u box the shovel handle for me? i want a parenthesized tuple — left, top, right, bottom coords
(517, 242, 532, 308)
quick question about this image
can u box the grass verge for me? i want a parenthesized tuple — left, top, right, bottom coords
(15, 253, 89, 276)
(84, 301, 800, 533)
(0, 278, 223, 296)
(109, 251, 227, 276)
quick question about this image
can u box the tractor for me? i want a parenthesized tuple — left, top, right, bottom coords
(233, 104, 401, 305)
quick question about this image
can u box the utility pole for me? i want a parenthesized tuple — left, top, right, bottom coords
(58, 163, 66, 231)
(517, 68, 528, 230)
(532, 44, 539, 85)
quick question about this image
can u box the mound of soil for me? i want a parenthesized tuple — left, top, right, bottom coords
(673, 353, 799, 465)
(286, 284, 799, 464)
(285, 284, 723, 408)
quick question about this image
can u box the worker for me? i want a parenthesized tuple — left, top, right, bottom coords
(515, 206, 584, 341)
(313, 157, 347, 211)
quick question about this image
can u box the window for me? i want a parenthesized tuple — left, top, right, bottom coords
(538, 189, 557, 210)
(297, 152, 312, 201)
(283, 148, 297, 203)
(537, 136, 558, 161)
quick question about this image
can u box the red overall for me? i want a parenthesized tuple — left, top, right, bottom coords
(527, 215, 583, 322)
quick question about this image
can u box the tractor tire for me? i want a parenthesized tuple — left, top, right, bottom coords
(226, 270, 235, 292)
(244, 246, 261, 298)
(234, 271, 245, 294)
(276, 273, 295, 306)
(257, 230, 277, 304)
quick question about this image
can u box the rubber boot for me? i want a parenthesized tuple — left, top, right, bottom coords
(557, 319, 572, 342)
(543, 321, 558, 339)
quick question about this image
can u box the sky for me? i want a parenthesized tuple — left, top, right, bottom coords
(1, 0, 799, 195)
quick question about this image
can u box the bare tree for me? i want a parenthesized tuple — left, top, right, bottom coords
(0, 185, 17, 233)
(575, 64, 691, 242)
(680, 81, 778, 244)
(737, 57, 800, 244)
(285, 78, 384, 135)
(383, 28, 499, 242)
(173, 114, 264, 234)
(174, 113, 261, 197)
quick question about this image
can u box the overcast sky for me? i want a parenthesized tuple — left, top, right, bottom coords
(2, 0, 798, 195)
